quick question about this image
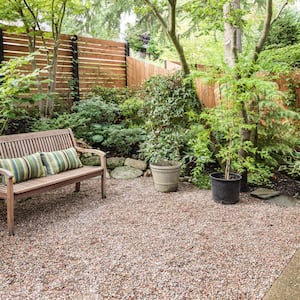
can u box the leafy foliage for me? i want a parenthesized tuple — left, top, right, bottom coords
(32, 87, 146, 156)
(99, 125, 146, 156)
(259, 44, 300, 70)
(279, 151, 300, 179)
(88, 86, 131, 104)
(0, 55, 40, 135)
(264, 8, 300, 50)
(119, 97, 145, 126)
(190, 62, 300, 185)
(139, 72, 200, 163)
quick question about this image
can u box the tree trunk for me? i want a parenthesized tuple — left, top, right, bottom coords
(143, 0, 190, 75)
(223, 0, 241, 68)
(168, 32, 190, 75)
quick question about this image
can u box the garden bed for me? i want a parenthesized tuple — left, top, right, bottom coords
(0, 177, 299, 299)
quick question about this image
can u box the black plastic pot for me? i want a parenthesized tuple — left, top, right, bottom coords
(210, 172, 242, 204)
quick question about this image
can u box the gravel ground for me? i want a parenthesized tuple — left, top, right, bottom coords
(0, 177, 299, 299)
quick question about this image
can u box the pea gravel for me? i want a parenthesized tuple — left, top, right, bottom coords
(0, 177, 299, 299)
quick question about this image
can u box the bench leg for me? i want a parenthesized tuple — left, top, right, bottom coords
(7, 184, 15, 236)
(75, 182, 81, 192)
(101, 173, 106, 199)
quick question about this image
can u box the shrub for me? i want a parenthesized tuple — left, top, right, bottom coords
(0, 54, 40, 135)
(99, 125, 146, 156)
(119, 97, 145, 126)
(190, 62, 300, 186)
(31, 91, 146, 157)
(139, 71, 201, 163)
(88, 86, 131, 104)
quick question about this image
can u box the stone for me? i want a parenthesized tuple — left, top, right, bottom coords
(110, 166, 143, 179)
(250, 188, 281, 199)
(80, 155, 100, 166)
(107, 157, 125, 169)
(124, 158, 147, 171)
(143, 169, 152, 177)
(264, 195, 300, 207)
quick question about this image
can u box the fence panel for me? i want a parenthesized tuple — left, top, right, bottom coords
(1, 30, 127, 100)
(126, 56, 176, 88)
(1, 29, 299, 107)
(77, 36, 126, 95)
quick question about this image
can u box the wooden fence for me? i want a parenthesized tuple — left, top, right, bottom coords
(1, 29, 127, 100)
(127, 58, 300, 108)
(1, 28, 299, 107)
(126, 56, 179, 88)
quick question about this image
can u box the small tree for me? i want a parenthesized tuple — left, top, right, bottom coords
(0, 54, 41, 135)
(2, 0, 68, 117)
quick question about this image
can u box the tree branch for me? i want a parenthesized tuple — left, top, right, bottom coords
(252, 0, 272, 63)
(143, 0, 168, 31)
(271, 0, 288, 25)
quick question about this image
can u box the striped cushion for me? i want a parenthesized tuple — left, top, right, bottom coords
(23, 153, 46, 178)
(0, 153, 46, 185)
(41, 148, 82, 175)
(0, 157, 30, 184)
(62, 147, 83, 170)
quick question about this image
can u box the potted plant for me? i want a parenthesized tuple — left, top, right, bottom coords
(150, 160, 182, 192)
(141, 130, 183, 193)
(200, 90, 243, 204)
(139, 72, 200, 192)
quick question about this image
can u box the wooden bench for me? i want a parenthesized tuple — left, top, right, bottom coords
(0, 128, 106, 235)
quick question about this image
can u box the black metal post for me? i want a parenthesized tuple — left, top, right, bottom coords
(125, 42, 130, 87)
(0, 29, 4, 64)
(0, 29, 4, 85)
(125, 42, 130, 57)
(71, 35, 80, 102)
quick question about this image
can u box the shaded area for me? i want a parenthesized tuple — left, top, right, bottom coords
(263, 249, 300, 300)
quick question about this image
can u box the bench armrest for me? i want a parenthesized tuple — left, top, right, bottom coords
(0, 168, 14, 189)
(75, 146, 107, 169)
(0, 168, 13, 179)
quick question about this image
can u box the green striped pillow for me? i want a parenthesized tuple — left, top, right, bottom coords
(0, 153, 47, 185)
(40, 148, 82, 175)
(23, 153, 46, 178)
(62, 147, 83, 170)
(0, 157, 30, 184)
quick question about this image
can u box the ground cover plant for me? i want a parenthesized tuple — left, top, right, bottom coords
(31, 86, 146, 157)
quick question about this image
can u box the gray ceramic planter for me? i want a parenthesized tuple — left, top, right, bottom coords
(150, 161, 181, 192)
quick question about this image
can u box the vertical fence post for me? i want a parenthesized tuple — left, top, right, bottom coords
(0, 29, 4, 64)
(0, 29, 4, 86)
(125, 42, 130, 87)
(71, 35, 80, 102)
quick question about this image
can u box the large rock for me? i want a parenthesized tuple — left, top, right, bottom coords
(107, 157, 125, 169)
(80, 155, 100, 166)
(250, 188, 281, 199)
(124, 158, 147, 171)
(110, 166, 143, 179)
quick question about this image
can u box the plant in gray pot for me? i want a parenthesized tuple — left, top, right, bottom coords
(141, 130, 183, 193)
(139, 72, 200, 193)
(150, 160, 181, 192)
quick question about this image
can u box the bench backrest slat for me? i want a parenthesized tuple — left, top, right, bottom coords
(0, 129, 76, 159)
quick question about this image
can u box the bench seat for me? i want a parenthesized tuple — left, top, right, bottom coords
(0, 166, 103, 200)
